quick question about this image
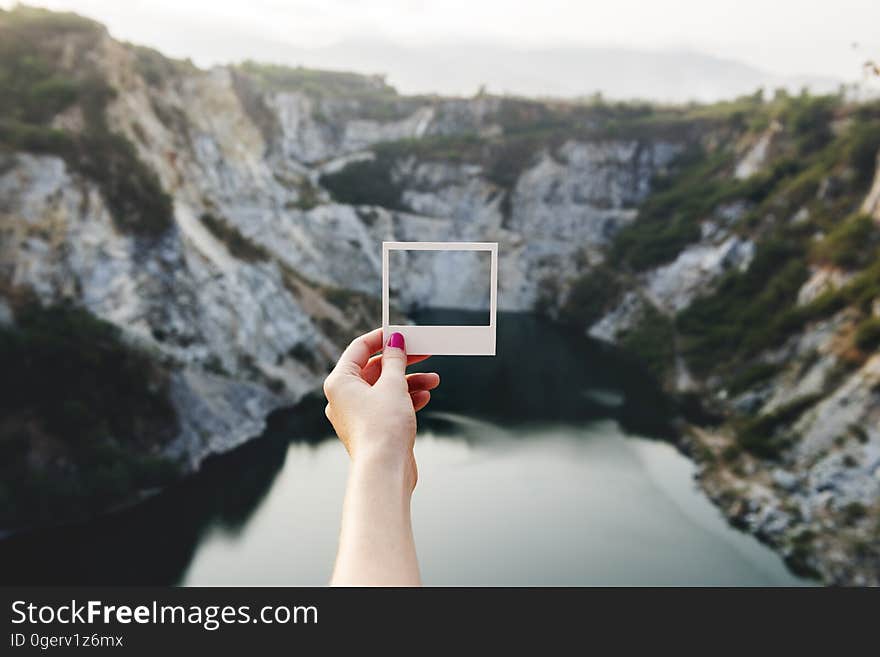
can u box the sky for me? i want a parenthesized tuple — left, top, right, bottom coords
(4, 0, 879, 82)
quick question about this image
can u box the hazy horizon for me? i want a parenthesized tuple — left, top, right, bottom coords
(3, 0, 879, 100)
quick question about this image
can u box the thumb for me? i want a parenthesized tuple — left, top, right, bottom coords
(379, 331, 407, 382)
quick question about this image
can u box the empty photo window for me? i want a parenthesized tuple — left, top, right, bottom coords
(388, 248, 491, 325)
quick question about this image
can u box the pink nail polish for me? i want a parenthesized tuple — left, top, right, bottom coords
(387, 332, 405, 349)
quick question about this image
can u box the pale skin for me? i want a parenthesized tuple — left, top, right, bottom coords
(324, 327, 439, 586)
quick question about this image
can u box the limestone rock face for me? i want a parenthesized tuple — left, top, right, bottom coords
(797, 267, 852, 306)
(0, 36, 681, 469)
(796, 353, 880, 461)
(734, 120, 782, 180)
(387, 140, 682, 312)
(587, 230, 754, 341)
(861, 149, 880, 220)
(588, 292, 645, 342)
(0, 153, 318, 468)
(643, 234, 754, 313)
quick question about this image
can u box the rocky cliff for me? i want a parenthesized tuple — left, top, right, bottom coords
(577, 102, 880, 584)
(1, 8, 878, 583)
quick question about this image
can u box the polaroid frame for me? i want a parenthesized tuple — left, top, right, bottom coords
(382, 241, 498, 356)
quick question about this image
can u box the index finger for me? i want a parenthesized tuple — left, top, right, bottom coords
(335, 327, 384, 374)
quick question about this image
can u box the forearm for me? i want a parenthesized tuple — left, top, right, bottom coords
(330, 448, 420, 586)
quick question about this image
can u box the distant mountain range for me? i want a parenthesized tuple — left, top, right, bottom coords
(177, 35, 842, 102)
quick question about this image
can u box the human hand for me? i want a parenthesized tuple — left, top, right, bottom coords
(323, 328, 439, 488)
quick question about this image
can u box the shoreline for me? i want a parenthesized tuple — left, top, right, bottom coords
(0, 400, 825, 585)
(678, 424, 877, 586)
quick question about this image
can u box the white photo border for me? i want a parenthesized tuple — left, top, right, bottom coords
(382, 241, 498, 356)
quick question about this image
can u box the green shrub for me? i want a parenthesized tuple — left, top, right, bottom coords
(0, 46, 78, 123)
(842, 501, 867, 525)
(854, 318, 880, 352)
(200, 212, 269, 262)
(130, 44, 195, 87)
(374, 134, 485, 164)
(619, 305, 676, 380)
(610, 147, 739, 271)
(483, 134, 547, 190)
(0, 119, 73, 154)
(780, 260, 880, 338)
(720, 444, 742, 463)
(675, 391, 725, 426)
(677, 237, 809, 375)
(320, 155, 404, 209)
(734, 394, 820, 459)
(847, 423, 870, 444)
(779, 164, 824, 208)
(812, 214, 880, 269)
(727, 362, 782, 395)
(0, 302, 179, 527)
(783, 94, 839, 155)
(294, 179, 321, 210)
(559, 266, 622, 327)
(73, 128, 173, 236)
(785, 546, 821, 580)
(0, 8, 101, 122)
(841, 121, 880, 188)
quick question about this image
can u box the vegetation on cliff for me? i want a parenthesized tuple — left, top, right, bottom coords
(0, 6, 173, 236)
(318, 83, 880, 469)
(674, 99, 880, 384)
(319, 153, 406, 209)
(234, 61, 425, 122)
(532, 89, 879, 478)
(0, 301, 179, 528)
(320, 95, 744, 216)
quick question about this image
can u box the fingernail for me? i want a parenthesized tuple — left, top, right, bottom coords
(387, 332, 405, 350)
